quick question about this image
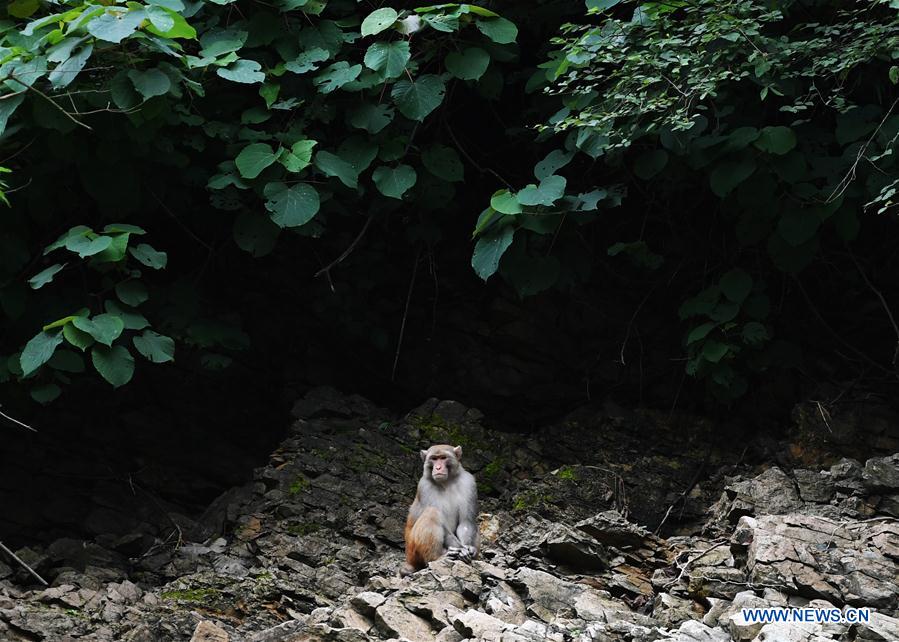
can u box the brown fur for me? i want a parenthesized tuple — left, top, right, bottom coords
(404, 506, 444, 571)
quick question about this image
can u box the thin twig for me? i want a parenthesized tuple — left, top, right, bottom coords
(620, 285, 657, 365)
(392, 249, 421, 381)
(0, 541, 48, 585)
(0, 406, 36, 433)
(314, 215, 374, 283)
(846, 248, 899, 365)
(443, 120, 512, 189)
(147, 189, 212, 251)
(827, 97, 899, 203)
(7, 74, 92, 132)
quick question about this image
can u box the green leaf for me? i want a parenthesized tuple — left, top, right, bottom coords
(473, 207, 499, 237)
(719, 268, 753, 303)
(43, 315, 80, 331)
(361, 7, 398, 36)
(372, 165, 417, 199)
(104, 300, 149, 331)
(73, 314, 125, 347)
(890, 66, 899, 85)
(472, 225, 514, 281)
(199, 28, 248, 57)
(48, 44, 93, 89)
(144, 8, 195, 39)
(741, 322, 769, 346)
(236, 143, 278, 179)
(87, 8, 145, 43)
(475, 17, 517, 44)
(777, 210, 820, 246)
(127, 68, 171, 99)
(517, 175, 566, 206)
(314, 151, 359, 188)
(217, 60, 265, 84)
(633, 149, 668, 179)
(20, 330, 64, 376)
(284, 47, 329, 75)
(702, 340, 730, 363)
(63, 324, 94, 351)
(129, 244, 168, 269)
(391, 75, 446, 121)
(29, 263, 65, 289)
(687, 322, 716, 345)
(279, 140, 316, 172)
(115, 280, 149, 307)
(364, 41, 410, 79)
(490, 189, 521, 215)
(8, 0, 39, 18)
(133, 330, 175, 363)
(349, 103, 394, 134)
(754, 126, 797, 155)
(0, 94, 24, 138)
(233, 212, 280, 257)
(66, 234, 113, 258)
(30, 383, 61, 404)
(534, 150, 574, 182)
(146, 6, 175, 32)
(445, 47, 490, 80)
(710, 159, 756, 198)
(422, 145, 464, 182)
(48, 349, 85, 373)
(91, 344, 135, 388)
(264, 182, 321, 227)
(314, 61, 362, 93)
(93, 234, 131, 263)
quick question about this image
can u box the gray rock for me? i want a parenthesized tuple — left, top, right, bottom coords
(375, 598, 436, 641)
(190, 620, 229, 642)
(863, 454, 899, 491)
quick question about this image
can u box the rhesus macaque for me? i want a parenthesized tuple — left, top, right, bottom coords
(401, 444, 479, 576)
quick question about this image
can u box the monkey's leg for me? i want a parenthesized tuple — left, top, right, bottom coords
(402, 507, 444, 575)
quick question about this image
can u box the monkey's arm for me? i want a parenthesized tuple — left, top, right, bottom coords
(453, 474, 479, 558)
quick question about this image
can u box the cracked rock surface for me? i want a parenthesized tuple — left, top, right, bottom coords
(1, 388, 897, 641)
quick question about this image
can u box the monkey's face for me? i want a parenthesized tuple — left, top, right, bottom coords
(421, 444, 462, 484)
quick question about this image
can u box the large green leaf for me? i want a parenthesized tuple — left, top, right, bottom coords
(314, 151, 359, 188)
(236, 143, 278, 179)
(349, 103, 394, 134)
(517, 175, 566, 206)
(28, 263, 65, 289)
(284, 47, 329, 75)
(63, 324, 94, 351)
(534, 150, 574, 181)
(710, 159, 756, 197)
(364, 41, 410, 79)
(233, 213, 280, 257)
(65, 234, 112, 258)
(133, 330, 175, 363)
(127, 68, 171, 99)
(391, 75, 446, 121)
(20, 330, 64, 376)
(115, 280, 149, 307)
(372, 165, 417, 199)
(48, 44, 93, 89)
(73, 314, 125, 347)
(361, 7, 398, 36)
(314, 61, 362, 93)
(490, 189, 521, 215)
(475, 17, 517, 44)
(264, 182, 321, 227)
(471, 225, 514, 281)
(129, 244, 168, 269)
(754, 126, 797, 155)
(279, 140, 317, 172)
(217, 60, 265, 84)
(422, 145, 464, 182)
(91, 344, 135, 388)
(719, 268, 753, 303)
(199, 28, 248, 57)
(445, 47, 490, 80)
(87, 8, 145, 43)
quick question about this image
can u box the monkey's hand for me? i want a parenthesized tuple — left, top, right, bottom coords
(446, 546, 474, 563)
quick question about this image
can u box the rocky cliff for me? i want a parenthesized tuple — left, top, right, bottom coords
(1, 389, 897, 641)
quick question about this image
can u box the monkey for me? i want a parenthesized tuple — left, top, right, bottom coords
(401, 444, 479, 576)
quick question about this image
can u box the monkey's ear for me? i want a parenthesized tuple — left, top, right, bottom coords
(454, 446, 462, 460)
(420, 449, 428, 462)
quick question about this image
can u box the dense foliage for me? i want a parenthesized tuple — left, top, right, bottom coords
(0, 0, 897, 410)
